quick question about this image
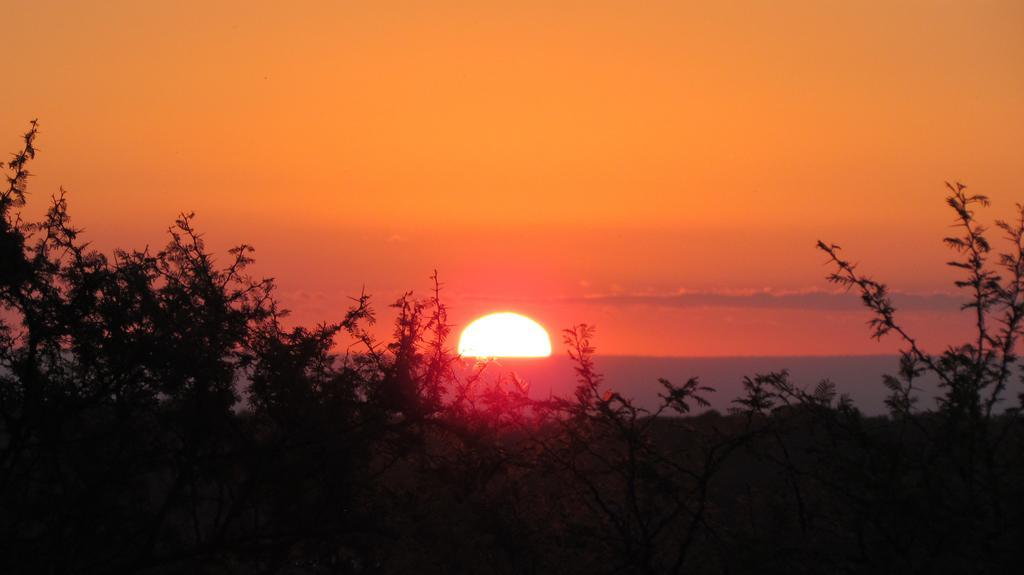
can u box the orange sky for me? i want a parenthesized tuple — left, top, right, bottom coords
(3, 0, 1023, 355)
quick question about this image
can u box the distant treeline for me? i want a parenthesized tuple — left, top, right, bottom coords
(2, 122, 1022, 574)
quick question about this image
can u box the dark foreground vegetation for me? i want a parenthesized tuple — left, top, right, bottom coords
(2, 122, 1023, 574)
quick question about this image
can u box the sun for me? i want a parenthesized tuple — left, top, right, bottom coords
(458, 312, 552, 358)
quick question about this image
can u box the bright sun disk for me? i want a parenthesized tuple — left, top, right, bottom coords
(458, 312, 552, 358)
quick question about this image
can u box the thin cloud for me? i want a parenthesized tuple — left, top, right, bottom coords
(460, 288, 965, 312)
(573, 289, 965, 311)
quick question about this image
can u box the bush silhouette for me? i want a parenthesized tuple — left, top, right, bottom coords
(1, 122, 1022, 573)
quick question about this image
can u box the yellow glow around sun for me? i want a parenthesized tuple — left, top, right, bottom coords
(458, 312, 552, 358)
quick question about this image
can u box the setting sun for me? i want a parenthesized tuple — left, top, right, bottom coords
(458, 312, 552, 358)
(4, 1, 1023, 570)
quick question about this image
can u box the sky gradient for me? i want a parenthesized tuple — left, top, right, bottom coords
(4, 0, 1023, 355)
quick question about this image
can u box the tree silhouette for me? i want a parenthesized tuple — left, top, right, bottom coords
(1, 122, 1022, 574)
